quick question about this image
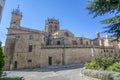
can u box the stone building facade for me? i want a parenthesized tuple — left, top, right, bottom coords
(4, 7, 120, 70)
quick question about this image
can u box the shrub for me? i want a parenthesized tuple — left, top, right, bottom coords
(85, 62, 100, 70)
(0, 47, 5, 77)
(85, 55, 118, 70)
(0, 77, 24, 80)
(107, 62, 120, 72)
(112, 73, 120, 80)
(81, 69, 120, 80)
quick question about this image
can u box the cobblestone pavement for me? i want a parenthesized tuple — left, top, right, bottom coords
(3, 64, 100, 80)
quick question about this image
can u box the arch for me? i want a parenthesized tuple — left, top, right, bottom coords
(57, 41, 61, 45)
(64, 32, 69, 37)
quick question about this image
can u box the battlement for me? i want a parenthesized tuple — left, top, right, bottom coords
(46, 18, 59, 24)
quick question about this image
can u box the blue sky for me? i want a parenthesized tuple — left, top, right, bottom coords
(0, 0, 113, 46)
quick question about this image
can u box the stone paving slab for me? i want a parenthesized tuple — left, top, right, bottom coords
(3, 64, 100, 80)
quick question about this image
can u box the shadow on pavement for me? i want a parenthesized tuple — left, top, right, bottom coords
(7, 63, 84, 72)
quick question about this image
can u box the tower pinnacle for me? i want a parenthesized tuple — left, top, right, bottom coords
(96, 31, 100, 38)
(12, 5, 22, 16)
(10, 5, 22, 28)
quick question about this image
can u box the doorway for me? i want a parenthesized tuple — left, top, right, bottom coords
(48, 57, 52, 66)
(14, 61, 17, 69)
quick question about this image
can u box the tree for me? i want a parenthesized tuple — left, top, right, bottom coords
(86, 0, 120, 41)
(0, 45, 5, 76)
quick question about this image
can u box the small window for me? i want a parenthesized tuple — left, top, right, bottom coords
(28, 59, 32, 62)
(16, 35, 20, 39)
(72, 40, 77, 45)
(14, 61, 17, 69)
(28, 45, 32, 52)
(29, 35, 33, 40)
(104, 50, 106, 52)
(57, 41, 61, 45)
(13, 21, 16, 24)
(80, 38, 83, 44)
(111, 50, 113, 53)
(86, 41, 88, 45)
(48, 57, 52, 65)
(106, 50, 109, 52)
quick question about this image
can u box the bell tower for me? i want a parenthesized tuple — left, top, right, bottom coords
(96, 31, 100, 38)
(45, 18, 59, 34)
(10, 5, 22, 28)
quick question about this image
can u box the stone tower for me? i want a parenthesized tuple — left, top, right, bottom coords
(105, 32, 108, 39)
(4, 6, 22, 70)
(45, 18, 59, 34)
(10, 5, 22, 28)
(96, 31, 100, 38)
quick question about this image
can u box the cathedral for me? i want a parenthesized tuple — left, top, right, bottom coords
(4, 7, 120, 70)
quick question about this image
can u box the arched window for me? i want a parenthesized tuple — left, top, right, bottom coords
(49, 25, 52, 33)
(57, 41, 61, 45)
(86, 41, 88, 45)
(64, 32, 69, 37)
(80, 38, 83, 44)
(54, 25, 58, 31)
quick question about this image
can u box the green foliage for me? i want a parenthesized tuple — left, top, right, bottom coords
(87, 0, 120, 17)
(101, 16, 120, 25)
(86, 0, 120, 41)
(81, 69, 120, 80)
(0, 77, 24, 80)
(0, 47, 5, 77)
(107, 62, 120, 72)
(85, 62, 100, 70)
(85, 55, 118, 70)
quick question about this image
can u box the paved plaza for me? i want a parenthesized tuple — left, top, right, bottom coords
(3, 64, 99, 80)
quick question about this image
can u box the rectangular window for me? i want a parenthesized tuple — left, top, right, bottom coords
(28, 45, 32, 52)
(72, 40, 77, 45)
(80, 39, 83, 44)
(14, 61, 17, 69)
(29, 35, 33, 40)
(27, 59, 32, 62)
(48, 57, 52, 66)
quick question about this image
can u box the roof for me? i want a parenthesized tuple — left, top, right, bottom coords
(92, 37, 113, 41)
(8, 26, 45, 35)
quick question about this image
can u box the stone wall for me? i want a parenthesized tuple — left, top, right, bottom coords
(4, 34, 117, 70)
